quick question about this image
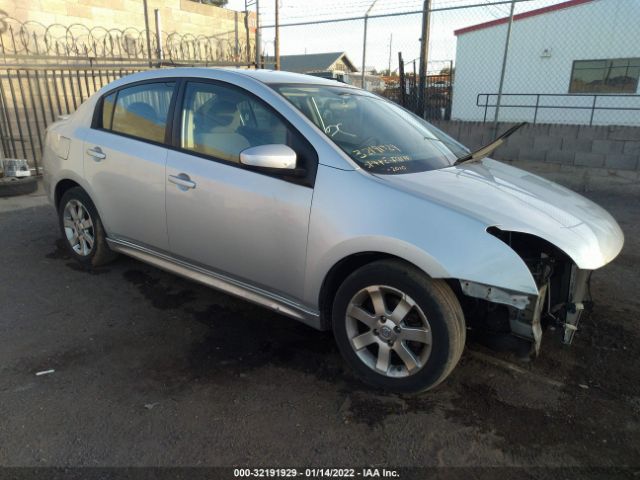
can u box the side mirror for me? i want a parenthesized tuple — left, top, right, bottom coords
(240, 144, 297, 171)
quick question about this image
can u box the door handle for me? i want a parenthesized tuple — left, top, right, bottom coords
(168, 173, 196, 190)
(87, 147, 106, 161)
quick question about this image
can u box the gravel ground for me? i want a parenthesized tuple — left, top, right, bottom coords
(0, 168, 638, 475)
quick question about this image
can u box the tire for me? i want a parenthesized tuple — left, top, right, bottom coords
(58, 187, 118, 268)
(332, 259, 466, 393)
(0, 177, 38, 197)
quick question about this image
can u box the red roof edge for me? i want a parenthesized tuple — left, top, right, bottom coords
(454, 0, 593, 36)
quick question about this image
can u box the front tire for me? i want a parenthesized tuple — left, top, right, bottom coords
(58, 187, 117, 268)
(332, 259, 465, 393)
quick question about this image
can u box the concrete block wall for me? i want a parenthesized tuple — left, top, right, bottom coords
(431, 120, 640, 171)
(0, 0, 256, 49)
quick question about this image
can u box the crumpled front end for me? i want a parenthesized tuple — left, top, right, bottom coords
(459, 229, 596, 355)
(379, 159, 624, 354)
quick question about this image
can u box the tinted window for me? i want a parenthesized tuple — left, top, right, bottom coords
(273, 84, 465, 175)
(101, 92, 116, 129)
(109, 82, 175, 143)
(181, 82, 291, 164)
(570, 58, 640, 93)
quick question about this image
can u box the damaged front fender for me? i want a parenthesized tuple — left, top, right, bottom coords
(459, 280, 531, 310)
(459, 230, 594, 354)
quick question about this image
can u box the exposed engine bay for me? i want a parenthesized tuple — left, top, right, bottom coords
(457, 228, 593, 356)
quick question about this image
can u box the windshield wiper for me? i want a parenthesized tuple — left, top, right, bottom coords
(453, 122, 527, 166)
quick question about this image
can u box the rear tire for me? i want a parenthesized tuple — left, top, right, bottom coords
(332, 259, 465, 393)
(58, 187, 117, 268)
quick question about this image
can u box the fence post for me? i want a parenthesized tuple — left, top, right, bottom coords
(493, 0, 515, 132)
(361, 16, 368, 89)
(361, 0, 379, 90)
(398, 52, 406, 107)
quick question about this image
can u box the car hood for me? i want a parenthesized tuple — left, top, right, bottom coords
(378, 159, 624, 270)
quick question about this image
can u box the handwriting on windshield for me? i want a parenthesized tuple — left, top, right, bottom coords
(351, 144, 413, 171)
(351, 144, 402, 160)
(362, 157, 412, 170)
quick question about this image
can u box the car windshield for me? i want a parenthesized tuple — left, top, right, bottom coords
(271, 84, 469, 175)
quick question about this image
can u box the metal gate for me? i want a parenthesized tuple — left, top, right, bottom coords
(0, 16, 256, 173)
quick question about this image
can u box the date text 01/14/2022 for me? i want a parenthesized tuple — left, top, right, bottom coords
(232, 467, 400, 477)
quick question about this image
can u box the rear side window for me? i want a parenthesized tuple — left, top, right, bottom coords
(101, 82, 175, 144)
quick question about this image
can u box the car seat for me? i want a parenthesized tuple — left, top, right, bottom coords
(194, 99, 250, 161)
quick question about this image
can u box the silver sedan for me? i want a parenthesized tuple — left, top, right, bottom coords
(42, 68, 624, 393)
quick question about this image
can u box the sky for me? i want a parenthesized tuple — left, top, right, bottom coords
(222, 0, 566, 72)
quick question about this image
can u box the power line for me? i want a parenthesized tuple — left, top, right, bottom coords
(260, 0, 538, 28)
(259, 0, 487, 22)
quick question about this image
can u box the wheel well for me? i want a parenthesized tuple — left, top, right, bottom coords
(319, 252, 409, 329)
(54, 179, 81, 209)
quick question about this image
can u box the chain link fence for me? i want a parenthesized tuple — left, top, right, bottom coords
(257, 0, 640, 127)
(1, 0, 639, 174)
(0, 5, 257, 173)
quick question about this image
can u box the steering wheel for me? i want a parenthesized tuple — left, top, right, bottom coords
(325, 123, 358, 139)
(324, 123, 342, 137)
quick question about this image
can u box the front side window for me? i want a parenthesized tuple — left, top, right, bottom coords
(180, 81, 293, 164)
(272, 84, 466, 175)
(104, 82, 175, 143)
(570, 58, 640, 94)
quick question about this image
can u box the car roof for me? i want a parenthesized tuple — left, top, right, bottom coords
(106, 67, 356, 89)
(233, 68, 356, 86)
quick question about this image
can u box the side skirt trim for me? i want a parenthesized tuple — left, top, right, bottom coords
(106, 238, 322, 329)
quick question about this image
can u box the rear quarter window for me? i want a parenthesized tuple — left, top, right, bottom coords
(101, 92, 116, 129)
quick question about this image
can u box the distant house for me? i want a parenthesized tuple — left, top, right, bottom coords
(279, 51, 357, 74)
(279, 52, 358, 82)
(277, 51, 386, 91)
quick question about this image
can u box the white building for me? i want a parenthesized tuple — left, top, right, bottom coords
(451, 0, 640, 126)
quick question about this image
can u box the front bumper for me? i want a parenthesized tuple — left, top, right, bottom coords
(460, 263, 591, 354)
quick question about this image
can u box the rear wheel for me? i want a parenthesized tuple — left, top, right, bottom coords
(332, 259, 465, 393)
(58, 187, 117, 267)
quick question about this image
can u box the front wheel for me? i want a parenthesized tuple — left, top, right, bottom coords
(332, 259, 466, 393)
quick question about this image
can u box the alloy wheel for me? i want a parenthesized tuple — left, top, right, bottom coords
(345, 285, 432, 378)
(62, 199, 95, 256)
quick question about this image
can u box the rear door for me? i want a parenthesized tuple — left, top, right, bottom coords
(83, 81, 176, 251)
(165, 80, 318, 301)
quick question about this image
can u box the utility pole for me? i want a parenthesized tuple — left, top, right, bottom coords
(275, 0, 280, 70)
(143, 0, 153, 67)
(255, 0, 261, 68)
(361, 0, 378, 90)
(388, 33, 392, 75)
(417, 0, 431, 118)
(154, 8, 163, 65)
(244, 0, 251, 64)
(493, 0, 516, 132)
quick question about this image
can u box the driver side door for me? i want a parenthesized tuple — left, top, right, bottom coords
(165, 80, 318, 302)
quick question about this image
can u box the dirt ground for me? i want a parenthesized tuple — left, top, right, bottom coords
(0, 165, 638, 476)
